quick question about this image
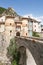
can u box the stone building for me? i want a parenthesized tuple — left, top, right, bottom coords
(0, 16, 41, 38)
(0, 15, 33, 38)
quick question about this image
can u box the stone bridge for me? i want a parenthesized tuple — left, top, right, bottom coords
(15, 37, 43, 65)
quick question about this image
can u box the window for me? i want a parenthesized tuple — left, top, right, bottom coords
(10, 30, 12, 33)
(10, 30, 12, 36)
(35, 25, 36, 27)
(26, 24, 27, 26)
(41, 29, 43, 31)
(10, 23, 11, 25)
(35, 29, 36, 31)
(26, 33, 27, 35)
(31, 21, 33, 22)
(1, 19, 3, 22)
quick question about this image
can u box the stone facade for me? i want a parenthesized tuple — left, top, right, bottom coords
(0, 15, 33, 38)
(33, 21, 41, 32)
(0, 15, 41, 38)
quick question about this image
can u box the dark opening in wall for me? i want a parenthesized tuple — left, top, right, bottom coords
(10, 23, 12, 25)
(10, 30, 12, 36)
(16, 32, 20, 36)
(41, 29, 43, 31)
(26, 33, 27, 35)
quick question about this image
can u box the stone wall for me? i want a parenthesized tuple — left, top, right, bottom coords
(0, 32, 10, 64)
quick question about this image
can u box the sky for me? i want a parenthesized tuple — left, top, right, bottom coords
(0, 0, 43, 24)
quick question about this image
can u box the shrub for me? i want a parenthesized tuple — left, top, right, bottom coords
(7, 38, 20, 65)
(32, 32, 40, 37)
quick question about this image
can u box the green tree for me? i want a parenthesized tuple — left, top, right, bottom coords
(0, 7, 6, 14)
(7, 38, 20, 65)
(32, 32, 40, 37)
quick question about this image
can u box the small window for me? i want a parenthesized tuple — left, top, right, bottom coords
(26, 33, 27, 35)
(1, 19, 3, 22)
(10, 30, 12, 36)
(41, 29, 43, 31)
(26, 24, 27, 26)
(10, 30, 12, 33)
(35, 25, 36, 27)
(35, 29, 36, 31)
(31, 21, 33, 22)
(10, 23, 12, 25)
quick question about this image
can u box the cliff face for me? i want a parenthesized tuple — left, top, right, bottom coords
(0, 7, 19, 16)
(0, 7, 22, 20)
(2, 7, 19, 16)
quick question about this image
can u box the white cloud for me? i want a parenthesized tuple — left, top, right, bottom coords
(23, 14, 43, 24)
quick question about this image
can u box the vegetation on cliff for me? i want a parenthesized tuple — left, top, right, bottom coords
(2, 7, 19, 16)
(7, 38, 20, 65)
(0, 7, 6, 14)
(0, 7, 21, 20)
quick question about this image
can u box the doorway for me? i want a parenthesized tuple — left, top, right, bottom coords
(16, 32, 20, 36)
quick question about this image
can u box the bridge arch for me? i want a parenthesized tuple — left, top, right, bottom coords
(15, 37, 41, 65)
(18, 45, 37, 65)
(18, 46, 26, 65)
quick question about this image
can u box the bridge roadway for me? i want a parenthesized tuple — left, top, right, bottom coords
(15, 36, 43, 65)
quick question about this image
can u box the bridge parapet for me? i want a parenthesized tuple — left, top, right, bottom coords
(15, 36, 43, 43)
